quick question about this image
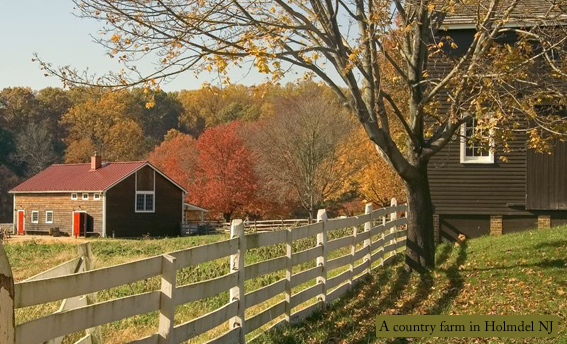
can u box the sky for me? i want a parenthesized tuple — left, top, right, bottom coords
(0, 1, 294, 92)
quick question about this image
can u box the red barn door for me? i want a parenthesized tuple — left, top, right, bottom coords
(17, 210, 24, 235)
(73, 212, 85, 237)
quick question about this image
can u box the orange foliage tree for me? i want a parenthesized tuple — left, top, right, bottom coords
(147, 129, 198, 190)
(191, 122, 258, 221)
(339, 127, 406, 208)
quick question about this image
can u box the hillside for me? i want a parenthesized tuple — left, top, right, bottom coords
(254, 227, 567, 344)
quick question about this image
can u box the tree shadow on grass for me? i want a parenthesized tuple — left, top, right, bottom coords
(532, 239, 567, 250)
(257, 243, 469, 344)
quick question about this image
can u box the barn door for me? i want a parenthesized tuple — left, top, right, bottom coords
(73, 212, 83, 237)
(17, 210, 24, 235)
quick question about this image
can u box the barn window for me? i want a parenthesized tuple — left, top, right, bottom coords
(71, 193, 78, 200)
(94, 194, 101, 201)
(136, 192, 155, 212)
(135, 167, 155, 213)
(460, 118, 494, 164)
(31, 211, 39, 224)
(46, 211, 53, 224)
(82, 193, 89, 200)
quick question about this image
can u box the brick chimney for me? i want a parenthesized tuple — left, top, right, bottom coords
(91, 152, 102, 171)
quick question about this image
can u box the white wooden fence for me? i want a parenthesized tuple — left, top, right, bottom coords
(0, 202, 407, 344)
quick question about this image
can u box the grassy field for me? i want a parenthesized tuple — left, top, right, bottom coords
(4, 228, 360, 344)
(7, 226, 565, 344)
(253, 226, 567, 344)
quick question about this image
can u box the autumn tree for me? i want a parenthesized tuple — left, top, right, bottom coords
(340, 127, 406, 207)
(0, 87, 40, 131)
(251, 82, 354, 220)
(36, 87, 73, 143)
(148, 130, 198, 190)
(42, 1, 567, 270)
(177, 84, 262, 136)
(62, 90, 147, 162)
(192, 122, 258, 221)
(11, 121, 60, 175)
(131, 89, 182, 143)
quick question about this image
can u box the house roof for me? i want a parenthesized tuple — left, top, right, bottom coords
(439, 0, 567, 28)
(9, 161, 187, 194)
(183, 203, 209, 213)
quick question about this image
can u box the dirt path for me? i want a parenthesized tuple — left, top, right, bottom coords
(3, 235, 90, 245)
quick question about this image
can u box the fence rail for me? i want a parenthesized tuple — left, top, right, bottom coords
(0, 200, 407, 344)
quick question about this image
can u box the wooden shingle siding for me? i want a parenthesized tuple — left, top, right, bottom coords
(106, 170, 182, 237)
(14, 193, 103, 235)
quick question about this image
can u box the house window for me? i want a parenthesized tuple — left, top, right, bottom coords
(460, 118, 494, 164)
(46, 211, 53, 224)
(71, 193, 78, 200)
(135, 192, 155, 212)
(31, 211, 39, 224)
(82, 193, 89, 200)
(94, 194, 101, 201)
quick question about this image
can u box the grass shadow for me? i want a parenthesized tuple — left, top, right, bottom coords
(427, 242, 468, 315)
(255, 243, 470, 344)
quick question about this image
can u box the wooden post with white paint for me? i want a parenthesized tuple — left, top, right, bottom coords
(316, 209, 328, 308)
(78, 242, 102, 344)
(0, 242, 15, 344)
(284, 227, 293, 322)
(230, 219, 246, 343)
(158, 254, 177, 344)
(390, 198, 398, 251)
(349, 221, 358, 289)
(363, 203, 373, 274)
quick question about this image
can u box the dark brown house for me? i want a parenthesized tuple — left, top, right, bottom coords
(9, 155, 187, 237)
(429, 1, 567, 242)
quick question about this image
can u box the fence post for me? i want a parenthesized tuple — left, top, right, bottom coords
(284, 227, 293, 323)
(230, 219, 246, 343)
(391, 198, 398, 252)
(158, 254, 177, 344)
(381, 213, 387, 265)
(316, 209, 328, 309)
(363, 203, 373, 275)
(0, 242, 15, 344)
(349, 221, 357, 289)
(77, 243, 103, 344)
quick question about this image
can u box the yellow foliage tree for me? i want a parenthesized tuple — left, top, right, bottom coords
(339, 127, 406, 207)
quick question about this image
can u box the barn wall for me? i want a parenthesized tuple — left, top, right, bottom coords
(13, 193, 103, 236)
(106, 167, 183, 237)
(526, 141, 567, 210)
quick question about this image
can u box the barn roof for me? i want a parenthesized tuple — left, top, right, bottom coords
(439, 0, 567, 28)
(9, 161, 187, 193)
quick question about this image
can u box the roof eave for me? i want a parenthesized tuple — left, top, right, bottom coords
(9, 190, 105, 194)
(441, 17, 567, 30)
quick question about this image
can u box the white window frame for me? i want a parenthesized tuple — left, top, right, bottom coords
(460, 119, 495, 164)
(46, 211, 54, 224)
(71, 193, 78, 200)
(93, 193, 101, 201)
(135, 191, 155, 213)
(82, 193, 89, 200)
(31, 211, 39, 224)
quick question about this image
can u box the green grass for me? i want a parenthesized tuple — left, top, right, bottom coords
(253, 226, 567, 344)
(4, 229, 359, 344)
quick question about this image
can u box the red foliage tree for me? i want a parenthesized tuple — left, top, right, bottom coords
(147, 130, 198, 190)
(191, 122, 258, 221)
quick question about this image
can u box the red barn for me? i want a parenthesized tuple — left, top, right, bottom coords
(9, 154, 187, 237)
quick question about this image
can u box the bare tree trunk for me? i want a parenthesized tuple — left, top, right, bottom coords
(404, 162, 435, 272)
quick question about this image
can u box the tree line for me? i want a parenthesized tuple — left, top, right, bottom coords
(0, 82, 404, 222)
